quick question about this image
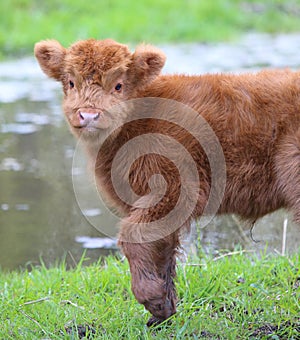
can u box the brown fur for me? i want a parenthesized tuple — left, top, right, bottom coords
(34, 39, 300, 325)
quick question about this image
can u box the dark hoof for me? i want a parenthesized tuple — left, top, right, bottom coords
(146, 316, 173, 328)
(147, 316, 164, 327)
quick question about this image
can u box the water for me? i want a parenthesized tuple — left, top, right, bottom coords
(0, 33, 300, 270)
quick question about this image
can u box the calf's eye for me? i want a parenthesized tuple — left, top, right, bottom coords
(115, 83, 122, 91)
(69, 80, 74, 89)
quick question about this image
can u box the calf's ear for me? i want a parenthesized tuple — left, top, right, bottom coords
(128, 44, 166, 88)
(34, 40, 66, 81)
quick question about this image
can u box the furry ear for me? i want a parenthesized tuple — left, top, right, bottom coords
(34, 40, 66, 80)
(128, 44, 166, 87)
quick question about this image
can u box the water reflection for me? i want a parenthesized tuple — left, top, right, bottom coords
(0, 34, 300, 270)
(0, 91, 116, 270)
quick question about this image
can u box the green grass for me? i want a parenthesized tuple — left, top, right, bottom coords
(1, 251, 299, 339)
(1, 0, 300, 58)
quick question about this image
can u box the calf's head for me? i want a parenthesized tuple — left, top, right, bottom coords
(34, 39, 166, 142)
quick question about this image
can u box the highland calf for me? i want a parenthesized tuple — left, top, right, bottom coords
(35, 39, 300, 326)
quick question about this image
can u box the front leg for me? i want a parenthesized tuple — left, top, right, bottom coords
(118, 214, 180, 326)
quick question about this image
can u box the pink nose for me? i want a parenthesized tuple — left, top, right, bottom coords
(78, 109, 100, 126)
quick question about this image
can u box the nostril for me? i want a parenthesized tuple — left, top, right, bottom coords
(93, 112, 100, 120)
(79, 111, 84, 120)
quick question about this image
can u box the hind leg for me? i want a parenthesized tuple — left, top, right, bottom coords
(275, 129, 300, 223)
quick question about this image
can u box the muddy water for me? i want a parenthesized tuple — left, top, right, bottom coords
(0, 33, 300, 270)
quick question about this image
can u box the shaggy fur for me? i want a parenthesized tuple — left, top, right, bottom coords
(35, 39, 300, 326)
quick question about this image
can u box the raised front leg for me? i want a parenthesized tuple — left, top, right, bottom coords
(118, 220, 180, 326)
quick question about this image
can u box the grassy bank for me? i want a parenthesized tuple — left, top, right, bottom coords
(1, 0, 300, 58)
(1, 251, 299, 339)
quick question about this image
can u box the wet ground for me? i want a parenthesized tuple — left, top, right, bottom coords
(0, 33, 300, 270)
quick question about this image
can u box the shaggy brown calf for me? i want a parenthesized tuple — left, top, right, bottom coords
(35, 39, 300, 326)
